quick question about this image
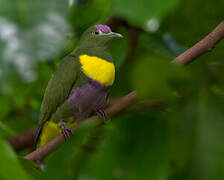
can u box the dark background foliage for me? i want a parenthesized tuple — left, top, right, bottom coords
(0, 0, 224, 179)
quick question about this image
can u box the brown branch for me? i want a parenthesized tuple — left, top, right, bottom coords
(107, 17, 224, 65)
(7, 127, 37, 151)
(24, 91, 137, 162)
(172, 21, 224, 65)
(7, 21, 224, 163)
(6, 95, 161, 152)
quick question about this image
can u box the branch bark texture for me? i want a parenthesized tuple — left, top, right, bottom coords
(172, 21, 224, 65)
(24, 91, 137, 162)
(7, 127, 37, 151)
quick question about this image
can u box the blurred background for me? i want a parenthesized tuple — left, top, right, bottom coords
(0, 0, 224, 179)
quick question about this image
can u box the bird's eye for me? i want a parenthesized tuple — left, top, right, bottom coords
(93, 31, 99, 35)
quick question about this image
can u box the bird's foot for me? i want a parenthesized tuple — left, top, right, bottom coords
(95, 109, 107, 123)
(60, 122, 72, 140)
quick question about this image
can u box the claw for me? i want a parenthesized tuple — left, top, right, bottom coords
(95, 109, 107, 122)
(60, 122, 72, 140)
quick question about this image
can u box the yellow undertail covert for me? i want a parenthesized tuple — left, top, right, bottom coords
(79, 54, 115, 86)
(38, 120, 78, 147)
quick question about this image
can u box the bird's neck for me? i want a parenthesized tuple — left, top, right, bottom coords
(74, 44, 112, 62)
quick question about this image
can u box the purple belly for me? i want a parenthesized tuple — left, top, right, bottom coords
(68, 78, 110, 119)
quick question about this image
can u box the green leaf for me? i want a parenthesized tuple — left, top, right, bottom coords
(113, 0, 179, 28)
(0, 138, 31, 180)
(0, 96, 12, 119)
(79, 114, 171, 180)
(19, 157, 42, 178)
(131, 54, 189, 100)
(0, 121, 16, 136)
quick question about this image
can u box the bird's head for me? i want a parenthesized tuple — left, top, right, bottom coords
(79, 25, 123, 47)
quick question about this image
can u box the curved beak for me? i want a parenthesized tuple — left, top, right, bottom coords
(110, 32, 123, 38)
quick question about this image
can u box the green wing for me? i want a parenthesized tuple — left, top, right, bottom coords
(39, 54, 80, 124)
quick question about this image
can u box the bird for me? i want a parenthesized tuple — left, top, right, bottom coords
(35, 25, 123, 148)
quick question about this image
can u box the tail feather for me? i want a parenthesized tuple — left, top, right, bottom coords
(34, 124, 43, 149)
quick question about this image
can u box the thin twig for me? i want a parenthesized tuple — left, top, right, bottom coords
(172, 21, 224, 65)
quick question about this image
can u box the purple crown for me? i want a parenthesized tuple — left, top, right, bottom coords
(94, 25, 111, 33)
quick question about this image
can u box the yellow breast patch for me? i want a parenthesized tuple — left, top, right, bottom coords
(79, 54, 115, 86)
